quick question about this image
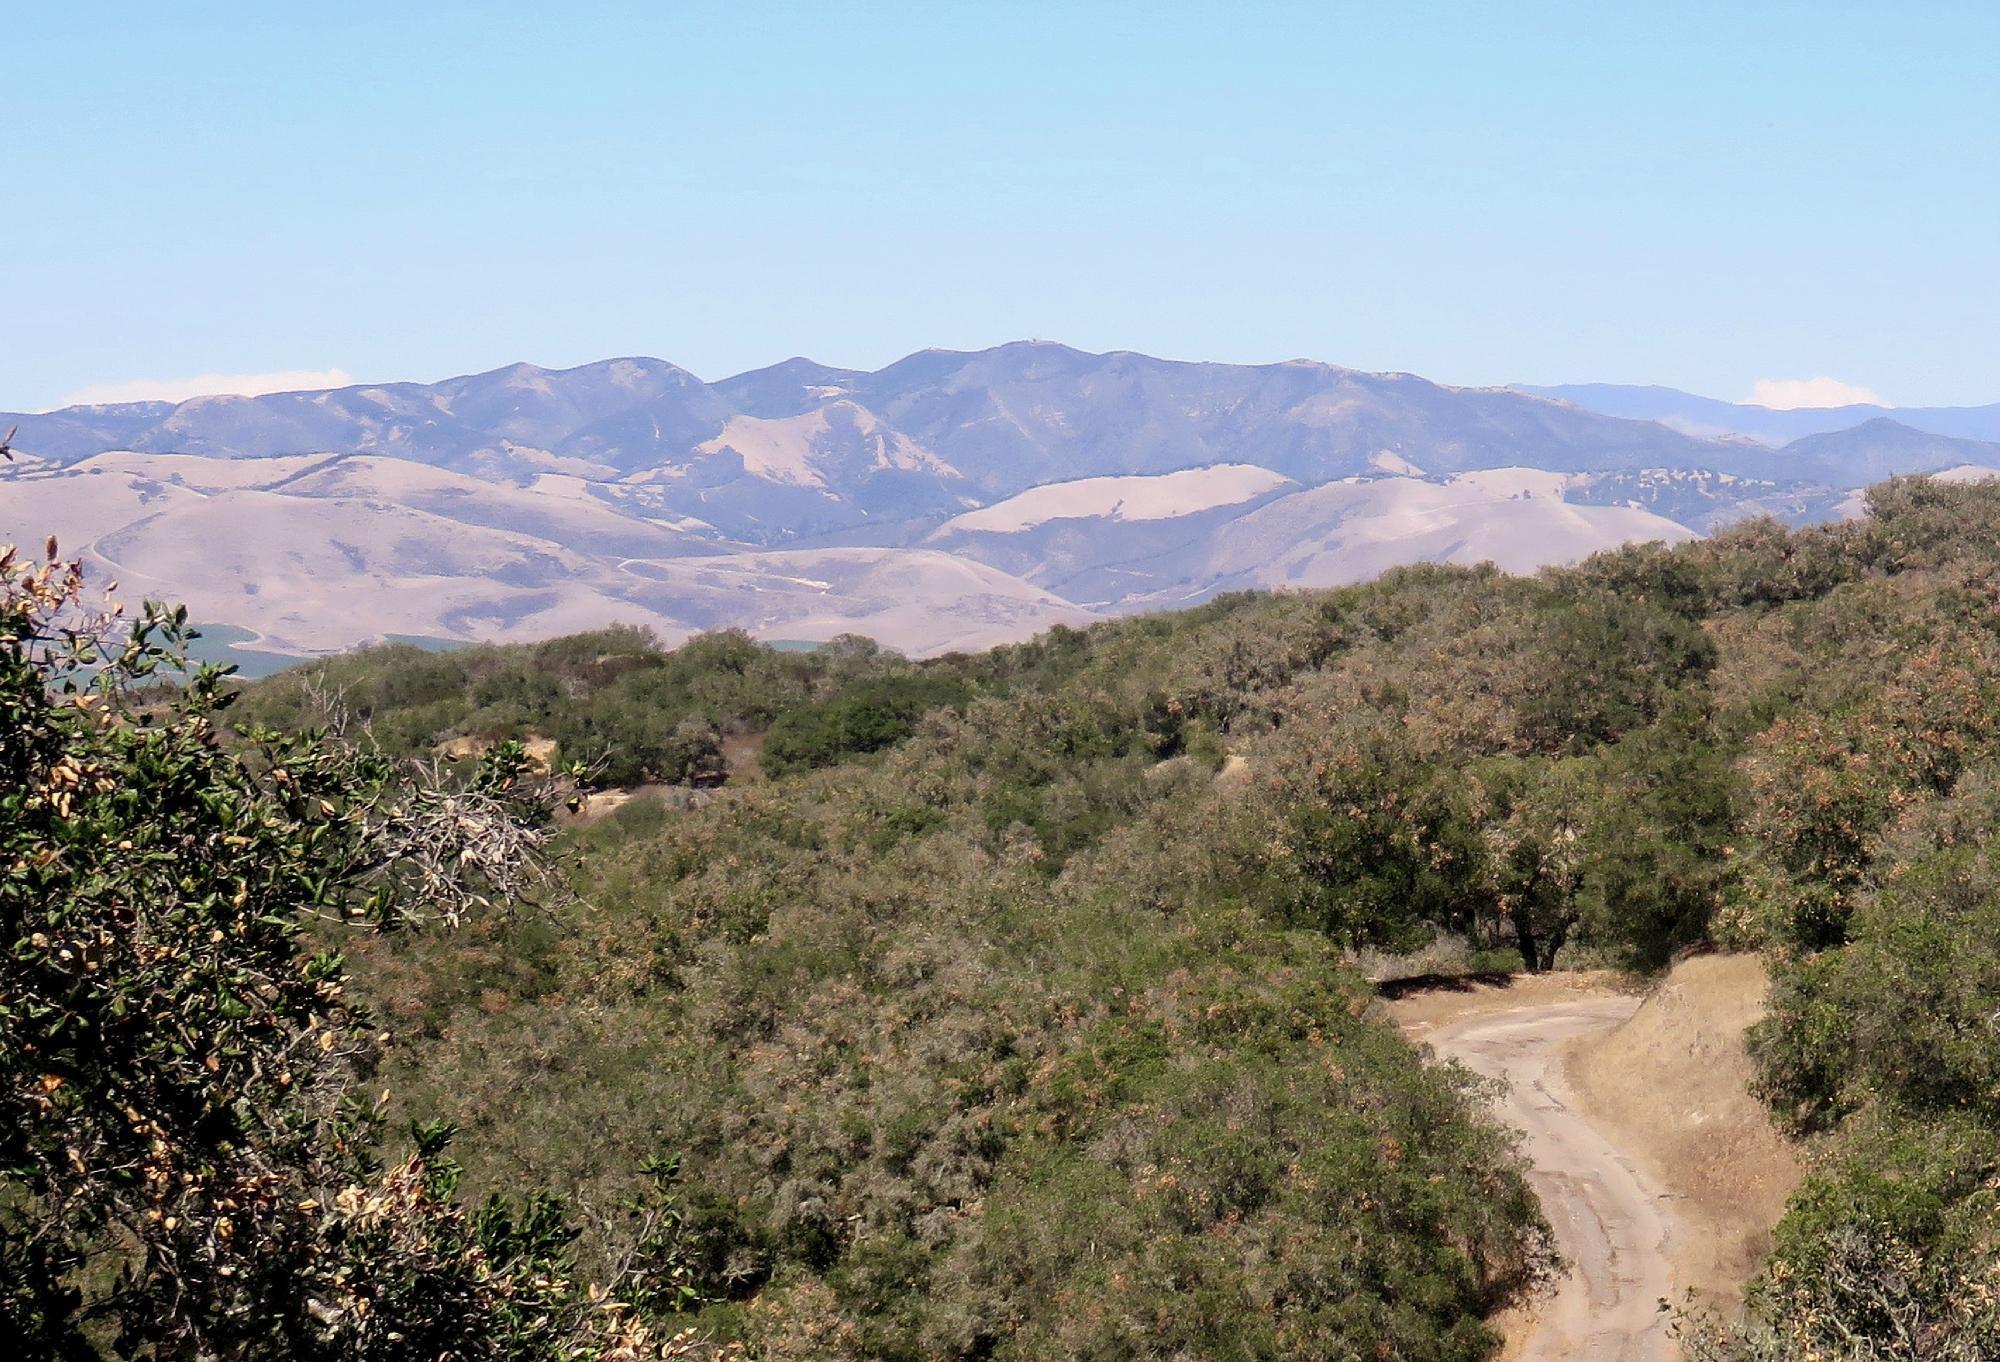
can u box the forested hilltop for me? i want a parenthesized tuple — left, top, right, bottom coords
(12, 477, 2000, 1359)
(226, 477, 2000, 1359)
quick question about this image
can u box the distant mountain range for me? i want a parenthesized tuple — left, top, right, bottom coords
(1515, 382, 2000, 445)
(5, 344, 1996, 667)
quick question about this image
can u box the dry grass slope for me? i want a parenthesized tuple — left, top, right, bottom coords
(1566, 953, 1802, 1317)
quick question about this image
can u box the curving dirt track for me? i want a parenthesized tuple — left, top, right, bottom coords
(1426, 996, 1681, 1362)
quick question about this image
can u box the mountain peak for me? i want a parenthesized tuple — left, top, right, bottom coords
(1785, 415, 1980, 451)
(10, 343, 1937, 663)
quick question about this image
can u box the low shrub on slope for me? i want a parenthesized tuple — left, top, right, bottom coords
(250, 476, 2000, 1359)
(367, 686, 1557, 1360)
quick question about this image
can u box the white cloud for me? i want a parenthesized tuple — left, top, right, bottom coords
(1746, 376, 1887, 411)
(54, 368, 356, 409)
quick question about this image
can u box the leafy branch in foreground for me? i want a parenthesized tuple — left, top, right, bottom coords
(0, 538, 708, 1359)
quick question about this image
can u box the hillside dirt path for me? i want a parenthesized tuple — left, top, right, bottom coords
(1421, 992, 1681, 1362)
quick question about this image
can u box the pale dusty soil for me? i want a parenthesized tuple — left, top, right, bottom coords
(720, 730, 765, 783)
(1566, 955, 1802, 1317)
(1422, 992, 1678, 1361)
(1385, 970, 1637, 1037)
(571, 786, 644, 821)
(1386, 957, 1798, 1360)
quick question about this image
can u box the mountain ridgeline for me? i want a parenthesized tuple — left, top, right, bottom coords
(1518, 381, 2000, 445)
(11, 344, 2000, 666)
(9, 345, 1761, 499)
(215, 477, 2000, 1360)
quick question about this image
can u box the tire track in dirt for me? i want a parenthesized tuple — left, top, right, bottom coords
(1425, 996, 1681, 1362)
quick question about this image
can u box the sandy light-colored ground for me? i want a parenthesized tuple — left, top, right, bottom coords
(1426, 990, 1678, 1361)
(1566, 955, 1802, 1316)
(1386, 956, 1797, 1360)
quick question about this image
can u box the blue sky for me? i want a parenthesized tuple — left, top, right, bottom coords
(6, 2, 1996, 411)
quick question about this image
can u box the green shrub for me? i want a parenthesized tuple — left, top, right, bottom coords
(760, 672, 972, 775)
(0, 547, 690, 1359)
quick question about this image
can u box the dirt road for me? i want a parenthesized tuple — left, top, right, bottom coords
(1426, 996, 1681, 1362)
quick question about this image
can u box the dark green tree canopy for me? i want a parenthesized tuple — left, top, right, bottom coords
(0, 539, 702, 1360)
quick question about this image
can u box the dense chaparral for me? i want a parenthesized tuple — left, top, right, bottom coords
(9, 469, 2000, 1358)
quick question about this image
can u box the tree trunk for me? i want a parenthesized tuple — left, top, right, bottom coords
(1541, 917, 1572, 972)
(1511, 901, 1541, 973)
